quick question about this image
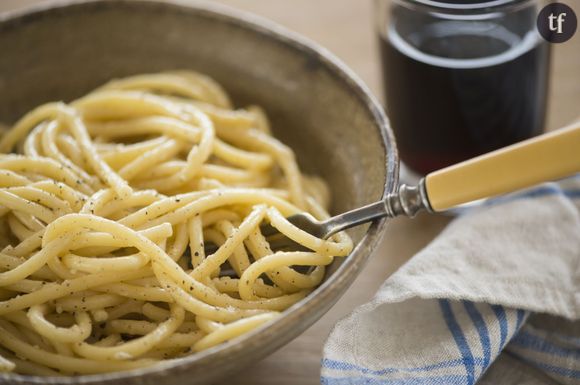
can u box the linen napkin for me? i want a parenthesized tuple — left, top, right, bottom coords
(322, 175, 580, 385)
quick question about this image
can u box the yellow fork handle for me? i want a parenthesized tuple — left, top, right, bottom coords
(424, 122, 580, 212)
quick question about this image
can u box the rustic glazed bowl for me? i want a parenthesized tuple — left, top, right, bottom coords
(0, 0, 398, 384)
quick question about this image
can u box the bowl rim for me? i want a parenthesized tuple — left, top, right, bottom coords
(0, 0, 399, 383)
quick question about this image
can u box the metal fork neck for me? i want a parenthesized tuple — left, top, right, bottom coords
(384, 179, 432, 218)
(319, 179, 432, 239)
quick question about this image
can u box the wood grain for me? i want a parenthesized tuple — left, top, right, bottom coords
(0, 1, 578, 384)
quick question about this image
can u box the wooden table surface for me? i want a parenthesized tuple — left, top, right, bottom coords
(1, 1, 578, 384)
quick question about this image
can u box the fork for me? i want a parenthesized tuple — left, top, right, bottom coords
(205, 122, 579, 254)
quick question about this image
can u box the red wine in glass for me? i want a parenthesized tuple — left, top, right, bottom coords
(379, 3, 550, 175)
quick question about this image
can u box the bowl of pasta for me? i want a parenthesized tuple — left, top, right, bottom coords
(0, 0, 397, 384)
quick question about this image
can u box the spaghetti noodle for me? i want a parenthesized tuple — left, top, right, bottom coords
(0, 71, 352, 375)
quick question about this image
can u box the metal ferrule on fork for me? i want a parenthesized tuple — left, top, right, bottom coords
(384, 179, 433, 218)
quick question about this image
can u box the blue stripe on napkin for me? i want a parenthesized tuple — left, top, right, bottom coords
(463, 301, 491, 371)
(439, 299, 476, 385)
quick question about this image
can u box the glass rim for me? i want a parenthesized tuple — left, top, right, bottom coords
(391, 0, 535, 12)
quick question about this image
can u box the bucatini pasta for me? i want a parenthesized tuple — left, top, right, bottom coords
(0, 71, 352, 375)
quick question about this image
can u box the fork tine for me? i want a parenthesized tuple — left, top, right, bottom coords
(258, 215, 309, 237)
(201, 232, 309, 256)
(257, 222, 278, 237)
(200, 215, 315, 256)
(267, 237, 311, 252)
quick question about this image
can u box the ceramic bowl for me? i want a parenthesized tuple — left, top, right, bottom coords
(0, 1, 398, 383)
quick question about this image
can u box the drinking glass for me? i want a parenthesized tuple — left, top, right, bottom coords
(376, 0, 551, 175)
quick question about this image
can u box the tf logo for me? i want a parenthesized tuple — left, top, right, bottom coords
(537, 2, 577, 43)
